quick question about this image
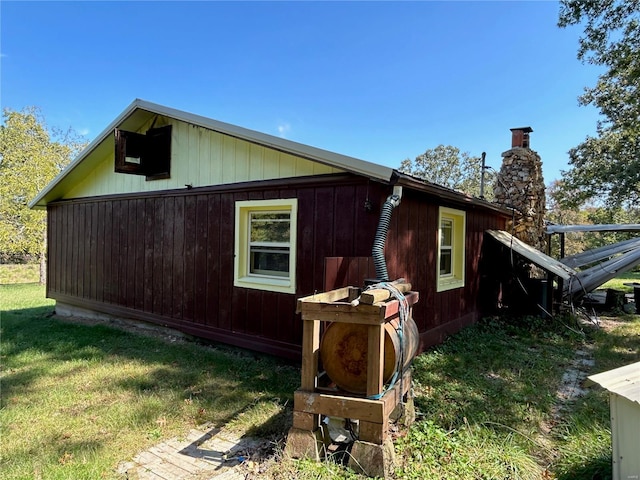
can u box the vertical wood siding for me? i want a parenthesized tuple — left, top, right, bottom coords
(384, 189, 507, 349)
(47, 178, 506, 358)
(322, 188, 507, 351)
(48, 177, 381, 358)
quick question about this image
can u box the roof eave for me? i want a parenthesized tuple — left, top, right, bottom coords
(392, 171, 512, 215)
(134, 100, 395, 183)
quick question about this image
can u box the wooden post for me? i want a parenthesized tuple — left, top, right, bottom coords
(301, 319, 320, 391)
(366, 324, 385, 397)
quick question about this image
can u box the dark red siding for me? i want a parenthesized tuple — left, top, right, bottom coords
(321, 188, 507, 353)
(46, 174, 506, 359)
(395, 189, 507, 349)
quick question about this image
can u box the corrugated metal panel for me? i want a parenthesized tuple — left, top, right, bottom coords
(560, 238, 640, 268)
(546, 223, 640, 233)
(486, 230, 576, 280)
(587, 362, 640, 404)
(565, 248, 640, 297)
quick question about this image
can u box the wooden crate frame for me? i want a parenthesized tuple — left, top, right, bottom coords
(292, 286, 419, 444)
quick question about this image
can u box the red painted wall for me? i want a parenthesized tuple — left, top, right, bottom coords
(47, 174, 506, 358)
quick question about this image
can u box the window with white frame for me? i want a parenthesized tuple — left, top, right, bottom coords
(437, 207, 466, 292)
(234, 199, 297, 293)
(439, 218, 454, 276)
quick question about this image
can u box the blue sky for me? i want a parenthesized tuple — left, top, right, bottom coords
(1, 1, 602, 184)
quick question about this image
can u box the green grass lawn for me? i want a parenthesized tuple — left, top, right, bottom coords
(0, 284, 300, 480)
(1, 283, 639, 479)
(600, 270, 640, 291)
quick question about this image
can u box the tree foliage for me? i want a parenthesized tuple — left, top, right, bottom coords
(583, 204, 640, 249)
(546, 180, 589, 257)
(399, 145, 493, 199)
(558, 0, 640, 208)
(546, 179, 640, 257)
(0, 107, 84, 264)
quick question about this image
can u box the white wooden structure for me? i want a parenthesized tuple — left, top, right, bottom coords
(587, 362, 640, 480)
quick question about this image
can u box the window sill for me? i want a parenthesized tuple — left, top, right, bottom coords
(437, 278, 465, 292)
(234, 276, 295, 294)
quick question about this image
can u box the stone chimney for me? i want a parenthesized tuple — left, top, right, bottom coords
(493, 127, 546, 253)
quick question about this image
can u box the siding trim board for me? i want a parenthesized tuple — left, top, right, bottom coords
(47, 173, 365, 207)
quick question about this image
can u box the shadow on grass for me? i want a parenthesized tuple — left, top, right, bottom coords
(554, 455, 612, 480)
(1, 300, 301, 462)
(592, 315, 640, 369)
(408, 313, 639, 478)
(242, 405, 294, 439)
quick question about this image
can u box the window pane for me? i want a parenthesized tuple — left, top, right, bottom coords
(250, 247, 289, 277)
(440, 250, 452, 275)
(441, 219, 453, 246)
(250, 212, 290, 243)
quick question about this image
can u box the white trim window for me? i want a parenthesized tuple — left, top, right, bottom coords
(234, 199, 297, 293)
(436, 207, 466, 292)
(439, 218, 454, 276)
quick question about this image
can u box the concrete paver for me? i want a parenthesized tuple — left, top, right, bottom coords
(118, 426, 265, 479)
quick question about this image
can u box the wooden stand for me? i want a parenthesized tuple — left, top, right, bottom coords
(284, 286, 419, 478)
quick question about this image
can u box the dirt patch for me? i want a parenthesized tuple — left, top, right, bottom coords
(554, 348, 595, 404)
(595, 315, 627, 332)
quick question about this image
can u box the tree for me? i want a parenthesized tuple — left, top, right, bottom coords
(0, 107, 84, 282)
(546, 180, 591, 257)
(558, 0, 640, 208)
(583, 205, 640, 250)
(399, 145, 493, 199)
(547, 179, 640, 259)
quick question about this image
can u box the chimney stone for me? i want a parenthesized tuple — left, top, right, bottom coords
(494, 127, 546, 255)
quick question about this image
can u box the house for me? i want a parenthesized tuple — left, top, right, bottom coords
(31, 99, 510, 359)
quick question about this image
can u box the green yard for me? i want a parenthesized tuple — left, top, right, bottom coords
(1, 279, 639, 479)
(0, 284, 299, 479)
(601, 270, 640, 292)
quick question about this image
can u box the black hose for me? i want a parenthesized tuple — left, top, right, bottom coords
(372, 194, 401, 281)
